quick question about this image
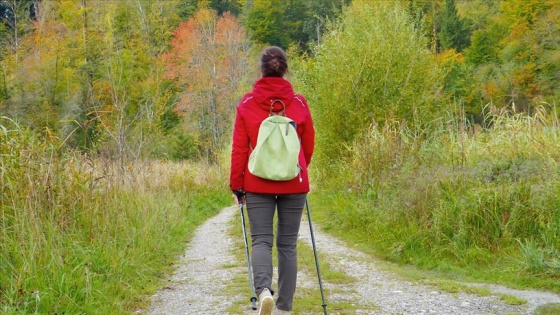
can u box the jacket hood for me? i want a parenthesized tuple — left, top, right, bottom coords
(251, 77, 295, 113)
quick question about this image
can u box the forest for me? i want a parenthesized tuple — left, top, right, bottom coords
(1, 0, 559, 313)
(0, 0, 557, 162)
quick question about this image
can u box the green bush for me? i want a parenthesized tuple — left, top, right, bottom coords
(296, 0, 444, 172)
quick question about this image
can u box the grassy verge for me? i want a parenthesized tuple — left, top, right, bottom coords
(535, 303, 560, 315)
(310, 112, 560, 294)
(0, 121, 231, 314)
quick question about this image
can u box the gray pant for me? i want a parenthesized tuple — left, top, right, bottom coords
(246, 192, 307, 312)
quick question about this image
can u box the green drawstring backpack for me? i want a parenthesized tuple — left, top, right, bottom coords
(248, 99, 301, 181)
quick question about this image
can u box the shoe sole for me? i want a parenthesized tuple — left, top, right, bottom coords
(258, 295, 274, 315)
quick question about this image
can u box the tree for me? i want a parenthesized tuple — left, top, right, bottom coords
(161, 8, 252, 162)
(210, 0, 242, 16)
(0, 1, 83, 131)
(456, 0, 500, 32)
(462, 0, 559, 112)
(0, 0, 180, 162)
(531, 5, 560, 103)
(0, 0, 37, 49)
(244, 0, 289, 48)
(438, 0, 470, 52)
(85, 0, 182, 164)
(302, 0, 350, 47)
(406, 0, 443, 53)
(177, 0, 243, 20)
(244, 0, 350, 52)
(464, 27, 501, 65)
(0, 0, 37, 105)
(500, 0, 559, 109)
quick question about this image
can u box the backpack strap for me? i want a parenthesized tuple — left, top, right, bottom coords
(250, 96, 296, 149)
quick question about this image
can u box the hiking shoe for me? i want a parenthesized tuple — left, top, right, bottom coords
(272, 308, 291, 315)
(258, 288, 274, 315)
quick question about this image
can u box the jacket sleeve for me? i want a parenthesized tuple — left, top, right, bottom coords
(230, 104, 249, 191)
(300, 100, 315, 166)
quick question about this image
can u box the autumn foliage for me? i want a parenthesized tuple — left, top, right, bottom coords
(161, 9, 251, 161)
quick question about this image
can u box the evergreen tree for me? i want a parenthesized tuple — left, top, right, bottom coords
(438, 0, 470, 52)
(301, 0, 350, 50)
(244, 0, 350, 52)
(245, 0, 289, 48)
(210, 0, 242, 16)
(178, 0, 242, 21)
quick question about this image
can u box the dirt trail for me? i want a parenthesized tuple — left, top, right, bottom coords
(145, 206, 560, 315)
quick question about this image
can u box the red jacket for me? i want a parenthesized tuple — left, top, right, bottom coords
(230, 77, 315, 194)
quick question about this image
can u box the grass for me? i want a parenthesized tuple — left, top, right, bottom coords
(499, 294, 527, 305)
(535, 303, 560, 315)
(309, 110, 560, 295)
(0, 120, 231, 314)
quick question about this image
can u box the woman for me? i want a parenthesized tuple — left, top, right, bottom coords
(230, 46, 315, 315)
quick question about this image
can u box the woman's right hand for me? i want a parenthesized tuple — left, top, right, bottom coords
(232, 189, 245, 205)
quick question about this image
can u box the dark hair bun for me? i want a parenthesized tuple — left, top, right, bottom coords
(261, 46, 287, 77)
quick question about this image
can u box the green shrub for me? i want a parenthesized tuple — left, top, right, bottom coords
(295, 0, 444, 173)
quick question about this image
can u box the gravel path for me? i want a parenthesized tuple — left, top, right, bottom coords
(145, 206, 560, 315)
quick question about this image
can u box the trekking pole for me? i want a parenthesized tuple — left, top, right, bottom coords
(239, 203, 258, 310)
(305, 199, 328, 315)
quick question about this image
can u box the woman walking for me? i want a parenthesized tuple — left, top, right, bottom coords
(230, 46, 315, 315)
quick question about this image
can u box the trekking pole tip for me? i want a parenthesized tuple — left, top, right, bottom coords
(250, 296, 257, 310)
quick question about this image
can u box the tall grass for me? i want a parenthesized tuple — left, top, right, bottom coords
(0, 118, 231, 314)
(312, 108, 560, 291)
